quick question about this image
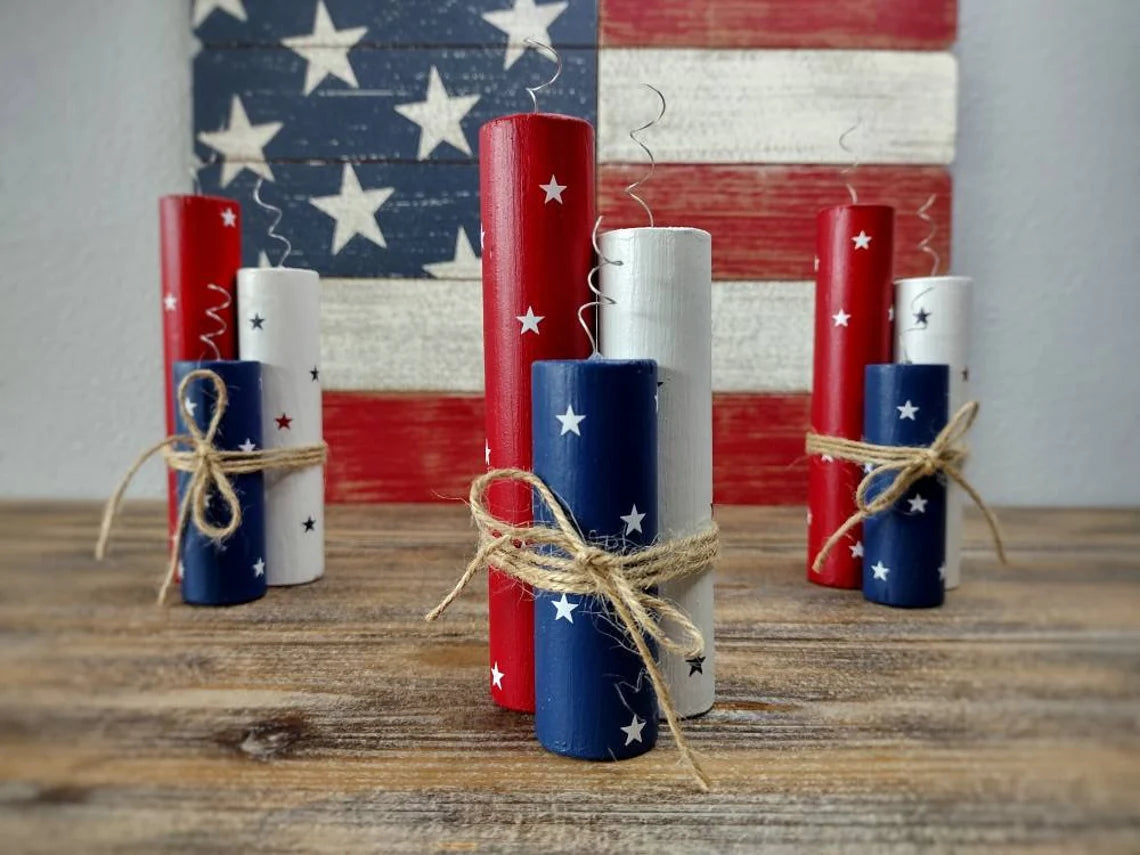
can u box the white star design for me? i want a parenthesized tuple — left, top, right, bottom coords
(620, 504, 646, 536)
(852, 230, 872, 250)
(832, 309, 851, 327)
(516, 306, 544, 335)
(238, 438, 256, 453)
(196, 95, 283, 188)
(424, 227, 481, 279)
(539, 174, 566, 204)
(184, 397, 197, 417)
(253, 557, 265, 577)
(163, 293, 177, 312)
(192, 0, 247, 28)
(555, 404, 585, 436)
(309, 164, 395, 255)
(897, 400, 920, 420)
(938, 565, 946, 581)
(849, 541, 864, 558)
(281, 0, 368, 96)
(551, 593, 579, 623)
(490, 662, 504, 689)
(481, 0, 569, 70)
(485, 441, 491, 466)
(221, 208, 237, 228)
(871, 561, 890, 581)
(394, 66, 480, 160)
(620, 714, 646, 746)
(821, 454, 834, 463)
(257, 251, 272, 269)
(908, 494, 929, 514)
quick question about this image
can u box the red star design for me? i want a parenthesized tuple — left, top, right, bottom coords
(275, 413, 293, 430)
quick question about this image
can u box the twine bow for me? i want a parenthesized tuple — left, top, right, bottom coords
(805, 400, 1007, 574)
(95, 368, 327, 605)
(427, 468, 720, 791)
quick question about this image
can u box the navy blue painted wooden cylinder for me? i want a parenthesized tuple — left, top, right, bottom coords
(172, 360, 267, 606)
(863, 363, 949, 608)
(532, 358, 658, 761)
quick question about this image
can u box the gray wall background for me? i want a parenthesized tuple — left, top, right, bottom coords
(1, 0, 1138, 504)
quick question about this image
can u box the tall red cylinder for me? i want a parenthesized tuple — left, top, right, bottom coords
(479, 113, 595, 712)
(159, 195, 242, 531)
(807, 204, 894, 588)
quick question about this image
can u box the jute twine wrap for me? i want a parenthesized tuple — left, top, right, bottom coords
(95, 369, 327, 606)
(805, 400, 1007, 574)
(426, 468, 720, 791)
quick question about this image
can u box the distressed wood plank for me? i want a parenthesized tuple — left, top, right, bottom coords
(0, 503, 1137, 851)
(322, 392, 810, 504)
(598, 49, 958, 165)
(600, 0, 957, 50)
(193, 47, 597, 164)
(599, 165, 952, 281)
(320, 279, 813, 393)
(193, 0, 598, 49)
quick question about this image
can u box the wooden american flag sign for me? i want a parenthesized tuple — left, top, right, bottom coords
(191, 0, 958, 504)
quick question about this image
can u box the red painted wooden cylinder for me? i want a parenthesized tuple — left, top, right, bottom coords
(807, 204, 894, 588)
(159, 195, 242, 532)
(479, 113, 595, 712)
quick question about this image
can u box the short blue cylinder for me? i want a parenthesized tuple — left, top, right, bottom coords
(172, 359, 267, 606)
(863, 363, 949, 608)
(531, 358, 658, 761)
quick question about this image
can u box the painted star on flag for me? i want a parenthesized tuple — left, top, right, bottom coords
(897, 400, 920, 420)
(490, 662, 504, 689)
(196, 96, 283, 188)
(309, 164, 395, 255)
(539, 175, 566, 204)
(551, 593, 579, 623)
(620, 714, 646, 745)
(424, 227, 481, 279)
(516, 306, 544, 335)
(192, 0, 247, 28)
(481, 0, 569, 70)
(394, 66, 480, 160)
(282, 0, 368, 96)
(620, 504, 646, 535)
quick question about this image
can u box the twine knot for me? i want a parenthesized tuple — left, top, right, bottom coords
(805, 400, 1007, 574)
(426, 468, 720, 791)
(95, 368, 328, 605)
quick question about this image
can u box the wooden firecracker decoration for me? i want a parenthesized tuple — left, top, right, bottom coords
(895, 276, 971, 590)
(172, 359, 267, 606)
(237, 267, 324, 587)
(807, 204, 895, 588)
(531, 358, 659, 760)
(479, 113, 595, 712)
(862, 363, 949, 608)
(160, 195, 242, 534)
(599, 226, 715, 717)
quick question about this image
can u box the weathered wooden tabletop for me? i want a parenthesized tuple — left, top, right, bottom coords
(0, 503, 1137, 853)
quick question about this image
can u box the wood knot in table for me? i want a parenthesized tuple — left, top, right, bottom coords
(229, 713, 310, 761)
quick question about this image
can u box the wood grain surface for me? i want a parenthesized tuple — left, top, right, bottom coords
(319, 279, 813, 393)
(321, 392, 812, 505)
(600, 0, 958, 50)
(1, 503, 1138, 853)
(598, 49, 958, 165)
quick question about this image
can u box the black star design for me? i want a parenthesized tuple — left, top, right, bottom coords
(249, 314, 265, 330)
(914, 307, 931, 326)
(961, 366, 970, 382)
(687, 655, 705, 676)
(302, 516, 316, 532)
(275, 413, 293, 430)
(310, 366, 320, 382)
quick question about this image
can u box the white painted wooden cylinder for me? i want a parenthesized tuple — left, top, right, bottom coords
(238, 267, 325, 587)
(599, 226, 715, 717)
(894, 275, 972, 590)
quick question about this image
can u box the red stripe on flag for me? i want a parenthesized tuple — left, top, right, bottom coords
(599, 165, 952, 281)
(325, 392, 810, 505)
(600, 0, 957, 50)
